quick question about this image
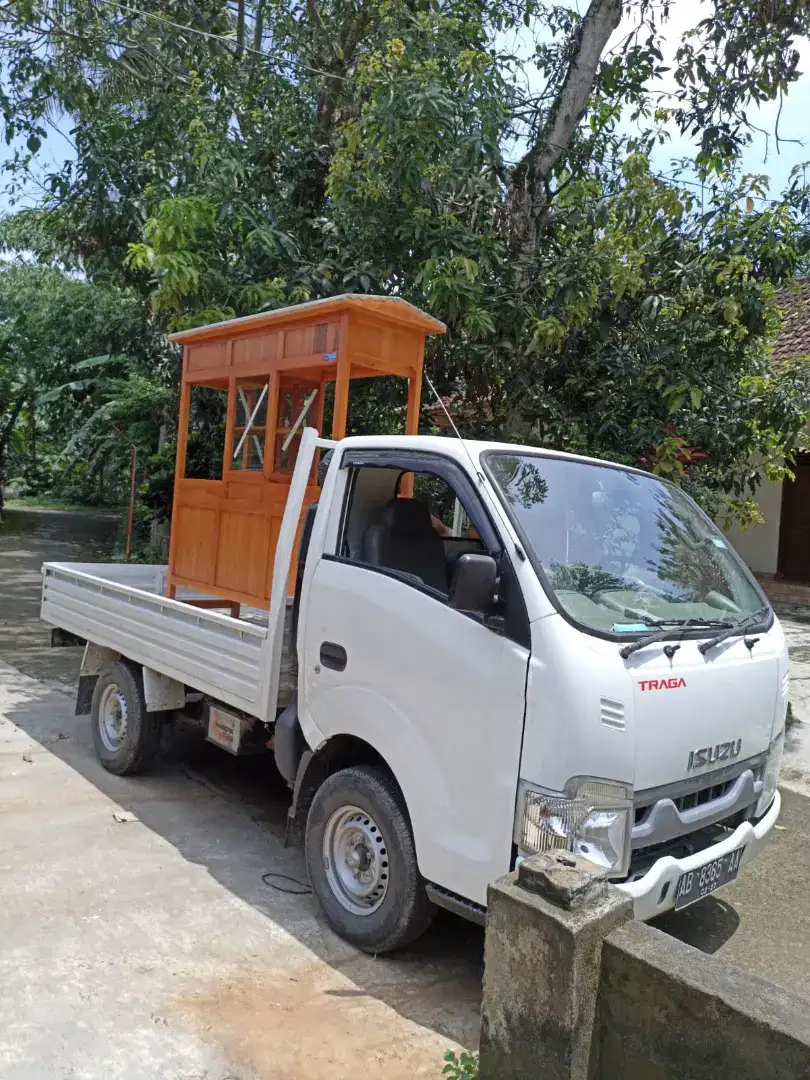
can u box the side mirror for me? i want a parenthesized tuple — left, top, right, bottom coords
(449, 553, 498, 615)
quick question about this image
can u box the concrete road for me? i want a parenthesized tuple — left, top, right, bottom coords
(0, 663, 482, 1079)
(0, 508, 116, 685)
(0, 510, 482, 1078)
(2, 505, 810, 1080)
(655, 787, 810, 996)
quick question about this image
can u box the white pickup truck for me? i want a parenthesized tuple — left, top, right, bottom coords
(41, 428, 786, 952)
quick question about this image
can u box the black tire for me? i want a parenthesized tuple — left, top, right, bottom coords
(305, 765, 436, 953)
(91, 660, 163, 776)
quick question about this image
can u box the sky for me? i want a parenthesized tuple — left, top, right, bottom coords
(1, 0, 809, 217)
(613, 0, 810, 197)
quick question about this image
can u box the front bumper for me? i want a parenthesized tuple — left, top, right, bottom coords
(616, 789, 781, 921)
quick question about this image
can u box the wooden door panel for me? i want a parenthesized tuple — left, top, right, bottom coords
(779, 459, 810, 581)
(215, 509, 273, 600)
(173, 506, 218, 582)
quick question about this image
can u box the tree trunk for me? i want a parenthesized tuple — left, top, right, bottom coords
(29, 392, 36, 469)
(0, 393, 26, 477)
(253, 0, 264, 52)
(508, 0, 623, 255)
(236, 0, 246, 56)
(291, 0, 370, 210)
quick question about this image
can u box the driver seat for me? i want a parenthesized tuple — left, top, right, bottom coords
(361, 497, 447, 593)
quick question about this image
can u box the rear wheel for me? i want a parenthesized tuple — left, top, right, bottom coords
(91, 660, 163, 775)
(305, 765, 436, 953)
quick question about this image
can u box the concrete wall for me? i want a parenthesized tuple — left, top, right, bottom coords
(479, 860, 810, 1080)
(598, 922, 810, 1080)
(722, 474, 783, 575)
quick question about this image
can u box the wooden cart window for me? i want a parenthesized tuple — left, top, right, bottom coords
(231, 377, 269, 472)
(274, 380, 319, 475)
(185, 386, 228, 480)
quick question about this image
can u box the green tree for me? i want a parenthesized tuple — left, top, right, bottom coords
(0, 264, 171, 511)
(1, 0, 810, 528)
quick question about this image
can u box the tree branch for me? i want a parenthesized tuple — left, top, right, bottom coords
(509, 0, 623, 255)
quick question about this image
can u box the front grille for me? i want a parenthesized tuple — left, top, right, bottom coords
(624, 822, 730, 882)
(633, 761, 764, 828)
(635, 778, 735, 825)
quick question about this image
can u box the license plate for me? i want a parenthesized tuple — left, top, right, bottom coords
(206, 704, 251, 755)
(674, 846, 745, 910)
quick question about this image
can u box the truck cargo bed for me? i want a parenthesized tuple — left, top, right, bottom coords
(41, 562, 295, 718)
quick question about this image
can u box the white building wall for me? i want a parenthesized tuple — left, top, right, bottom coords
(723, 475, 784, 574)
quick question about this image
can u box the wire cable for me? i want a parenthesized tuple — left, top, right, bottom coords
(261, 871, 312, 895)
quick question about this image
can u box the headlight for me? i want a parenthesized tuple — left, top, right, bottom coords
(756, 729, 784, 818)
(518, 778, 634, 878)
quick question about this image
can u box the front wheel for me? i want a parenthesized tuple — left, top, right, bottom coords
(305, 765, 436, 953)
(91, 660, 163, 775)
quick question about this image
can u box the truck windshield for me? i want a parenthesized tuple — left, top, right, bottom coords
(485, 452, 767, 636)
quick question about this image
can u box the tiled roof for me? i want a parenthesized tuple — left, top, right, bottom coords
(774, 277, 810, 362)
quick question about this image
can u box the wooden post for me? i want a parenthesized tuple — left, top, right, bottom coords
(405, 339, 425, 435)
(265, 369, 281, 476)
(398, 340, 425, 499)
(310, 376, 327, 483)
(166, 373, 192, 598)
(223, 376, 237, 476)
(331, 315, 351, 440)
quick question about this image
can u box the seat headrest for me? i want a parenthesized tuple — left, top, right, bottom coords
(380, 497, 435, 536)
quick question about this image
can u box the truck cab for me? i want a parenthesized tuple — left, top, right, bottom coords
(284, 433, 784, 947)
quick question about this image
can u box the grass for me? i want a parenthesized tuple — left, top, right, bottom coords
(4, 496, 121, 514)
(443, 1050, 479, 1079)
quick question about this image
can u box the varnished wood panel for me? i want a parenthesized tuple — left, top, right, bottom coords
(187, 342, 227, 376)
(350, 316, 419, 377)
(282, 320, 339, 361)
(170, 295, 445, 347)
(232, 331, 280, 372)
(172, 506, 218, 582)
(215, 509, 274, 599)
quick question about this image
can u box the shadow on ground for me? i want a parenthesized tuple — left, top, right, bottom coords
(0, 507, 483, 1072)
(4, 670, 484, 1050)
(653, 897, 740, 954)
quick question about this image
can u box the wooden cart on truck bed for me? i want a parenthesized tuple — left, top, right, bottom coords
(42, 294, 444, 761)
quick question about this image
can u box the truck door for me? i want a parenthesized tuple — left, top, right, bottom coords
(300, 451, 530, 907)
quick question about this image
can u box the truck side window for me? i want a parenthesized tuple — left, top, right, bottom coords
(335, 457, 530, 647)
(340, 466, 487, 596)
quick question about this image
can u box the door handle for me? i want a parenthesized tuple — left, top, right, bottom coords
(320, 642, 347, 671)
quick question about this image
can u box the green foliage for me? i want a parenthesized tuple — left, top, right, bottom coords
(0, 262, 174, 546)
(549, 563, 632, 599)
(443, 1049, 479, 1080)
(0, 0, 810, 533)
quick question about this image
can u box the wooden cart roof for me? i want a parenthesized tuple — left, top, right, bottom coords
(168, 294, 446, 345)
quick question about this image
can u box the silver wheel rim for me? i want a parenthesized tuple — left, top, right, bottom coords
(322, 804, 390, 916)
(98, 682, 128, 753)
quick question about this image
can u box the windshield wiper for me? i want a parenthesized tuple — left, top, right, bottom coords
(618, 618, 732, 659)
(698, 607, 769, 655)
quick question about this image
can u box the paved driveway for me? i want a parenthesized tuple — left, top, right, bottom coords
(0, 510, 481, 1079)
(0, 662, 482, 1079)
(2, 506, 810, 1080)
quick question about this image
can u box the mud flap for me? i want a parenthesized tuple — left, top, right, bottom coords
(75, 675, 97, 716)
(285, 750, 317, 848)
